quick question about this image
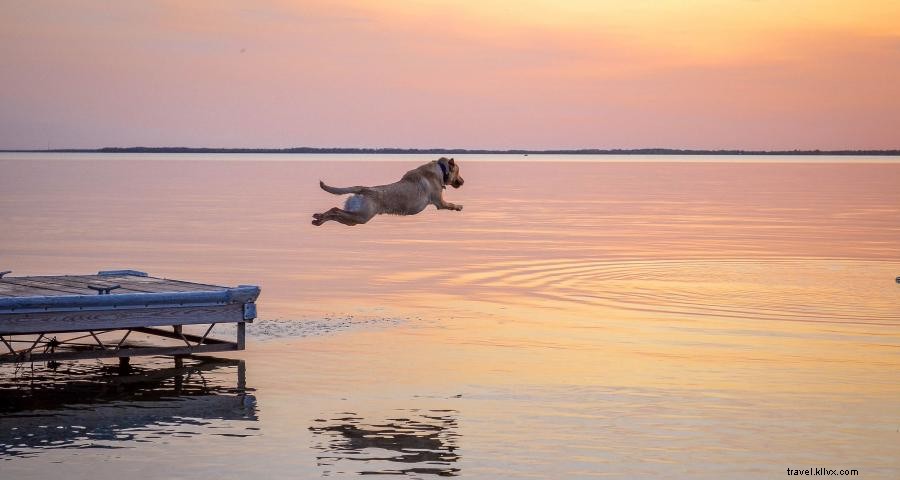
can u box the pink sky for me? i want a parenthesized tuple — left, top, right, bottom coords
(2, 1, 898, 150)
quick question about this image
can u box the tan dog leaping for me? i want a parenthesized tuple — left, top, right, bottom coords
(312, 157, 465, 226)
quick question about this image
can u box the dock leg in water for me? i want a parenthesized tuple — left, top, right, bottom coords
(174, 355, 185, 394)
(238, 360, 247, 392)
(118, 356, 131, 374)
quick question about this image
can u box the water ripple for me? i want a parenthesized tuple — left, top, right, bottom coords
(383, 258, 900, 326)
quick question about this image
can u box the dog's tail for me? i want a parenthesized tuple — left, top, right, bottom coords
(320, 181, 367, 195)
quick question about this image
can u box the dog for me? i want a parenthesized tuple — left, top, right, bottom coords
(312, 157, 464, 226)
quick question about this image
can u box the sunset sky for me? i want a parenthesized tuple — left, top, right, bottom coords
(2, 1, 898, 150)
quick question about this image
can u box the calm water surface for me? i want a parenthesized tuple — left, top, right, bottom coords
(1, 154, 899, 478)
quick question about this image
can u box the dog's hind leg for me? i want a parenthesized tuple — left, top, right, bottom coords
(312, 207, 340, 226)
(312, 207, 374, 226)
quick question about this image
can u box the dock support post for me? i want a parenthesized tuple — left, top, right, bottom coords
(237, 360, 246, 392)
(173, 355, 184, 394)
(119, 356, 131, 374)
(237, 322, 246, 350)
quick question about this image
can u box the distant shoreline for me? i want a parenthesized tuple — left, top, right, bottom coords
(1, 147, 899, 156)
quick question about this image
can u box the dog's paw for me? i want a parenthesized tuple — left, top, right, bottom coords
(455, 204, 463, 211)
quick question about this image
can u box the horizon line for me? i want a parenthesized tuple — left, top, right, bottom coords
(2, 146, 899, 156)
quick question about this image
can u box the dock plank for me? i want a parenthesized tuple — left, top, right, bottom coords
(2, 278, 88, 294)
(0, 280, 80, 297)
(9, 277, 151, 294)
(65, 275, 226, 293)
(41, 275, 181, 293)
(153, 277, 231, 291)
(34, 276, 157, 293)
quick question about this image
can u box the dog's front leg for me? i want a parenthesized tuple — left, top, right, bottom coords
(435, 199, 463, 211)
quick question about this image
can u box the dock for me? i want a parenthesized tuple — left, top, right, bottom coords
(0, 270, 260, 364)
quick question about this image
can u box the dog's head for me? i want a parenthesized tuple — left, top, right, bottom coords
(438, 157, 465, 189)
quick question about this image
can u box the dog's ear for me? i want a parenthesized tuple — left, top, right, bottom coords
(449, 158, 455, 166)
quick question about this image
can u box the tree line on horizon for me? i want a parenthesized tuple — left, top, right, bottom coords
(3, 146, 899, 155)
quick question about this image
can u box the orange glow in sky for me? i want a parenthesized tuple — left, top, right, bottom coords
(1, 1, 898, 150)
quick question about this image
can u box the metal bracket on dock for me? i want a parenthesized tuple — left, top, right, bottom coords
(88, 284, 121, 295)
(243, 303, 257, 321)
(1, 323, 241, 364)
(98, 269, 148, 277)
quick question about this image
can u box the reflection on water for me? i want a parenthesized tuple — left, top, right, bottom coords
(310, 409, 460, 477)
(0, 356, 257, 459)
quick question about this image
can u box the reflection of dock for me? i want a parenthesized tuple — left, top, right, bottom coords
(0, 270, 259, 365)
(310, 409, 461, 477)
(0, 355, 256, 458)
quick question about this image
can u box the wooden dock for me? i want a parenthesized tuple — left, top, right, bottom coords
(0, 270, 260, 364)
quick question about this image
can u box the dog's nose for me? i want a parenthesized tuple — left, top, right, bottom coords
(458, 177, 464, 185)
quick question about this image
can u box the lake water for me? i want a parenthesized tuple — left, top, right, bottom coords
(1, 153, 899, 478)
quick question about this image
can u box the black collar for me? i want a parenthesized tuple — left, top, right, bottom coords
(438, 161, 450, 185)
